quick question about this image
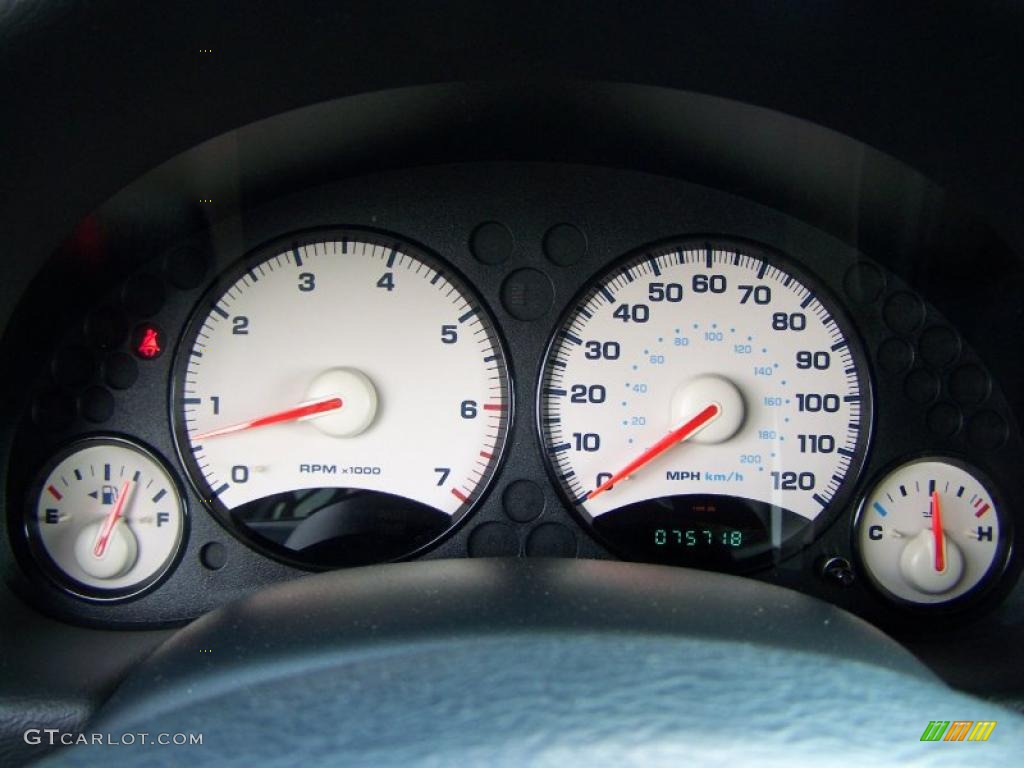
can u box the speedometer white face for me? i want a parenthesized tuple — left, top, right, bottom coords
(173, 231, 511, 568)
(539, 240, 871, 571)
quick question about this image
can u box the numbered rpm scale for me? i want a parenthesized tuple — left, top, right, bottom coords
(538, 238, 873, 571)
(172, 230, 512, 569)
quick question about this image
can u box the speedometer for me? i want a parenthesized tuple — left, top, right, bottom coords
(538, 238, 871, 571)
(172, 230, 511, 569)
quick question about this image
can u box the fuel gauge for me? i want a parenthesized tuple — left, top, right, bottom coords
(856, 458, 1009, 608)
(25, 438, 186, 600)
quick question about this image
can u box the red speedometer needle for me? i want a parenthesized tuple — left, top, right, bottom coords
(931, 490, 945, 572)
(93, 480, 131, 558)
(588, 403, 721, 500)
(193, 396, 343, 440)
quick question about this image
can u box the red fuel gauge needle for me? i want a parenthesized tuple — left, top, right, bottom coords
(193, 396, 343, 440)
(589, 403, 721, 500)
(931, 490, 946, 572)
(93, 480, 131, 558)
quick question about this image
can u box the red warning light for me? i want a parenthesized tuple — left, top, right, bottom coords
(138, 329, 161, 358)
(132, 324, 164, 360)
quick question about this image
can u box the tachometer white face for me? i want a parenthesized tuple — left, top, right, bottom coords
(539, 240, 871, 570)
(173, 232, 511, 568)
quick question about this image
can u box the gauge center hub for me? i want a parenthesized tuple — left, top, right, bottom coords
(305, 367, 379, 438)
(669, 374, 745, 444)
(74, 521, 138, 579)
(899, 529, 964, 594)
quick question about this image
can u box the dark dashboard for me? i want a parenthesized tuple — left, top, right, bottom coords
(2, 3, 1024, 765)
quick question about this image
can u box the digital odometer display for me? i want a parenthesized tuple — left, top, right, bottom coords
(538, 239, 872, 571)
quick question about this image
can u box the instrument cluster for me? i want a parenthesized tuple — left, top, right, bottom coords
(1, 163, 1020, 632)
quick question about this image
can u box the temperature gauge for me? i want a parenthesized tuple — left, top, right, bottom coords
(26, 438, 186, 600)
(856, 458, 1008, 608)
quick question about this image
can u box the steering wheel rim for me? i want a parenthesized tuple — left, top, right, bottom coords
(42, 559, 1024, 766)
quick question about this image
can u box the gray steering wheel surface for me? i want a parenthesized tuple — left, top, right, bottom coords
(45, 560, 1024, 766)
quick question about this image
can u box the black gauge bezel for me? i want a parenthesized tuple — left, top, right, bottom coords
(536, 235, 875, 573)
(852, 454, 1014, 613)
(23, 435, 189, 602)
(169, 227, 514, 570)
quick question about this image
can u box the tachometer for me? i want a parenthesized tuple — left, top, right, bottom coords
(538, 238, 871, 571)
(172, 230, 511, 568)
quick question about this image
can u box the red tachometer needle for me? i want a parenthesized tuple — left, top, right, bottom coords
(193, 396, 343, 440)
(931, 490, 945, 572)
(588, 403, 721, 500)
(93, 480, 131, 558)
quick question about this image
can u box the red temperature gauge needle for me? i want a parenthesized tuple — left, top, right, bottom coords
(93, 480, 131, 558)
(588, 403, 721, 500)
(193, 396, 343, 440)
(931, 490, 946, 572)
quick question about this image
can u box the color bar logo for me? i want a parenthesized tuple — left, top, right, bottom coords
(920, 721, 997, 742)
